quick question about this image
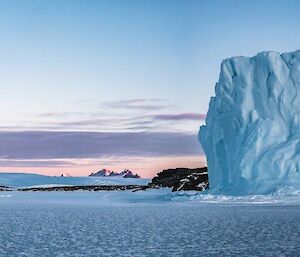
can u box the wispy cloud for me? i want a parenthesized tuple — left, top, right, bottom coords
(0, 131, 202, 160)
(103, 98, 172, 111)
(1, 98, 205, 133)
(0, 159, 74, 167)
(2, 113, 204, 132)
(36, 112, 87, 118)
(153, 113, 206, 121)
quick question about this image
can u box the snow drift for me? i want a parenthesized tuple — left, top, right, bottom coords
(199, 50, 300, 194)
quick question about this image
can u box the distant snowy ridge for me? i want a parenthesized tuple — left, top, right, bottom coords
(0, 172, 149, 188)
(89, 169, 141, 178)
(200, 50, 300, 195)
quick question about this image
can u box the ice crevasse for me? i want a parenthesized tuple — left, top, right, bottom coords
(199, 50, 300, 195)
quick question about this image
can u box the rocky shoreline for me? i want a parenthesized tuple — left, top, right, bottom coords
(0, 167, 209, 192)
(18, 185, 149, 192)
(0, 186, 10, 191)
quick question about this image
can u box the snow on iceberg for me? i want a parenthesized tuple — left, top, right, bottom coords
(199, 50, 300, 195)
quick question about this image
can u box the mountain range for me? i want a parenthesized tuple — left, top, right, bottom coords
(89, 169, 141, 178)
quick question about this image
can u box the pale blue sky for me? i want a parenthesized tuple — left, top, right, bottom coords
(0, 0, 299, 132)
(0, 0, 299, 176)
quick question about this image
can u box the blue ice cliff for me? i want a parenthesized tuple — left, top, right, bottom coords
(199, 51, 300, 195)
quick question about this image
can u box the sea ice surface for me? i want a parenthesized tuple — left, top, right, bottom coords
(0, 190, 299, 257)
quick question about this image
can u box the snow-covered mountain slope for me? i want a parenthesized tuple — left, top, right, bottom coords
(0, 172, 149, 188)
(119, 169, 141, 178)
(199, 50, 300, 195)
(89, 169, 112, 177)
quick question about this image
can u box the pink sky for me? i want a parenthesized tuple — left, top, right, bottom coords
(0, 155, 206, 178)
(0, 130, 204, 178)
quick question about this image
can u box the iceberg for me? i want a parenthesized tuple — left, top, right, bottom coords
(199, 50, 300, 194)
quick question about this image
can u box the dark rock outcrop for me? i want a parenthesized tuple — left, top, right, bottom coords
(149, 167, 208, 192)
(0, 186, 11, 191)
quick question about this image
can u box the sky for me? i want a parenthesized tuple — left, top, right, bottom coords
(0, 0, 300, 177)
